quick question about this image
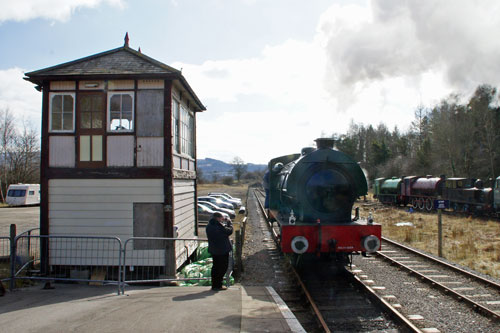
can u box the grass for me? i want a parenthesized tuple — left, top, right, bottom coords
(197, 183, 249, 205)
(359, 195, 500, 279)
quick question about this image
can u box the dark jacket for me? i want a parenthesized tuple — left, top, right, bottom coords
(206, 218, 233, 255)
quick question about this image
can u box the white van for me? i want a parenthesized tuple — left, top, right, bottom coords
(6, 184, 40, 206)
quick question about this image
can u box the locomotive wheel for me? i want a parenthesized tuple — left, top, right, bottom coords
(425, 198, 433, 211)
(463, 204, 469, 213)
(412, 198, 418, 209)
(418, 198, 425, 210)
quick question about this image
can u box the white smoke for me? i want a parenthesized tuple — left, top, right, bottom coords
(319, 0, 500, 103)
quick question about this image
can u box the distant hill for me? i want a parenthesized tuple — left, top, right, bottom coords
(197, 158, 266, 177)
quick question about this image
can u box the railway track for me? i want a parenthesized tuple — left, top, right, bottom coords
(252, 188, 422, 332)
(374, 238, 500, 322)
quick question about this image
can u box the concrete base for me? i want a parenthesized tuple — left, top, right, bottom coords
(0, 283, 303, 332)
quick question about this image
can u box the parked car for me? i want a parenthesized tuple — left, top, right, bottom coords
(208, 192, 242, 206)
(198, 201, 236, 219)
(198, 196, 234, 210)
(197, 203, 229, 225)
(208, 194, 241, 208)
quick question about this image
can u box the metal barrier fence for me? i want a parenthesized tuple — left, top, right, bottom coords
(12, 235, 123, 295)
(122, 237, 233, 295)
(14, 228, 40, 279)
(0, 237, 11, 284)
(9, 235, 234, 295)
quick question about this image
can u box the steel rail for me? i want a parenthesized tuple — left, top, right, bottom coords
(348, 272, 423, 333)
(376, 249, 500, 321)
(287, 259, 331, 333)
(381, 237, 500, 291)
(254, 189, 330, 332)
(253, 189, 279, 240)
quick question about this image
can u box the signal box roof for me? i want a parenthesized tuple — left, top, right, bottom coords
(24, 35, 205, 111)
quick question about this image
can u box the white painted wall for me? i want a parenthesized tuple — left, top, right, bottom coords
(173, 179, 197, 267)
(48, 179, 164, 266)
(49, 136, 75, 167)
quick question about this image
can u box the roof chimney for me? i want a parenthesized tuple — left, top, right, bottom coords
(124, 32, 129, 47)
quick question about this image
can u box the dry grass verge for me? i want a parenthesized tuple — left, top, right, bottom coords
(359, 198, 500, 279)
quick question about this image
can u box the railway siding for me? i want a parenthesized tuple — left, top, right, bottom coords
(351, 242, 500, 332)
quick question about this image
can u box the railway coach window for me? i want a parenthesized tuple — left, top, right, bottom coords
(306, 169, 352, 213)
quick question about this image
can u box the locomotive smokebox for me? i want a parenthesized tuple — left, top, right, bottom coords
(315, 137, 335, 149)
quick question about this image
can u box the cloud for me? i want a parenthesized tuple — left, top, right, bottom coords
(173, 38, 326, 106)
(0, 68, 42, 129)
(320, 0, 500, 97)
(176, 0, 500, 163)
(0, 0, 125, 23)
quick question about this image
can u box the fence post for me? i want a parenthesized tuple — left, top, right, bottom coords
(438, 207, 443, 257)
(9, 224, 16, 291)
(234, 230, 242, 279)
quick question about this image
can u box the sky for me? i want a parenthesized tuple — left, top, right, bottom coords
(1, 0, 500, 164)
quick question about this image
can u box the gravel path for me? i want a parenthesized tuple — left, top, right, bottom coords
(239, 191, 290, 289)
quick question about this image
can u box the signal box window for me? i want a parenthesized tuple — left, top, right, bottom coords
(79, 135, 103, 162)
(80, 94, 104, 129)
(78, 93, 105, 168)
(172, 98, 180, 153)
(180, 106, 194, 157)
(49, 93, 75, 132)
(108, 92, 134, 131)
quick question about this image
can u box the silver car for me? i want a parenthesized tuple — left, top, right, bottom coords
(198, 201, 235, 219)
(208, 192, 242, 206)
(208, 194, 241, 208)
(198, 196, 234, 210)
(197, 203, 229, 225)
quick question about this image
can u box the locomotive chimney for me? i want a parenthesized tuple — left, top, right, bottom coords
(315, 138, 335, 150)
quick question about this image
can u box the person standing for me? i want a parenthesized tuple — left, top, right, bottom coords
(206, 212, 233, 291)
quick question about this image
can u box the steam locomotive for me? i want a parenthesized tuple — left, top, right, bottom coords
(373, 175, 500, 216)
(267, 138, 381, 263)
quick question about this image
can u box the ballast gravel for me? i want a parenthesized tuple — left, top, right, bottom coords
(239, 193, 289, 289)
(352, 254, 499, 333)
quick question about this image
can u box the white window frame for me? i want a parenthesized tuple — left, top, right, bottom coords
(172, 98, 180, 153)
(49, 92, 75, 133)
(107, 91, 135, 132)
(180, 105, 194, 158)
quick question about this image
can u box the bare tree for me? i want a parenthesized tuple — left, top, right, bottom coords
(11, 120, 40, 184)
(0, 108, 17, 202)
(211, 171, 219, 184)
(0, 110, 40, 202)
(231, 156, 247, 183)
